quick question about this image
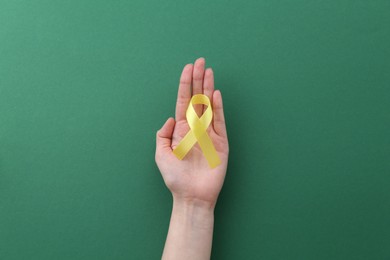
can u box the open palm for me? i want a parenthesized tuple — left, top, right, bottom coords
(155, 58, 229, 207)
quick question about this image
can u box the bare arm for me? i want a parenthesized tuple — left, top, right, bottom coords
(162, 199, 214, 260)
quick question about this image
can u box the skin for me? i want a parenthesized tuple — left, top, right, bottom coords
(155, 57, 229, 260)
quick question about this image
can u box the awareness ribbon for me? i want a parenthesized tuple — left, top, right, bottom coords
(173, 94, 221, 168)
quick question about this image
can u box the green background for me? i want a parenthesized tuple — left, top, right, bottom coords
(1, 0, 389, 259)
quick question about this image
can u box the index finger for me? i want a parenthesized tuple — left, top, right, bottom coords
(175, 64, 193, 122)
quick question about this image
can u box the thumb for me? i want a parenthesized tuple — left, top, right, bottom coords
(156, 117, 175, 154)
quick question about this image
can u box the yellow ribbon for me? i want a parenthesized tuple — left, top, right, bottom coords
(173, 94, 221, 168)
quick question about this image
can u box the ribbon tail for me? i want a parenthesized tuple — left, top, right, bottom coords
(197, 133, 221, 168)
(172, 131, 197, 160)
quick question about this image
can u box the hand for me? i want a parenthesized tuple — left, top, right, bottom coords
(155, 57, 229, 209)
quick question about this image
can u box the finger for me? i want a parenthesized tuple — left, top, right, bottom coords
(175, 64, 193, 122)
(203, 68, 214, 113)
(156, 117, 176, 153)
(212, 90, 227, 137)
(192, 57, 205, 115)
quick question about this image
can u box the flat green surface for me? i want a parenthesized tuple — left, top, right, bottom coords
(1, 1, 389, 259)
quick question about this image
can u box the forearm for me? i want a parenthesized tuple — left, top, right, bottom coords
(162, 197, 215, 260)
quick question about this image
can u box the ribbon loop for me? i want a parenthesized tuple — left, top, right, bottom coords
(173, 94, 221, 168)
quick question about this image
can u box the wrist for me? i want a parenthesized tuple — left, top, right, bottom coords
(171, 197, 215, 230)
(173, 195, 216, 212)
